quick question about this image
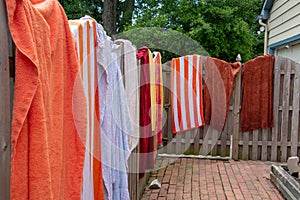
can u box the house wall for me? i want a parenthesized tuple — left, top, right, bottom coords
(268, 0, 300, 63)
(275, 42, 300, 63)
(268, 0, 300, 45)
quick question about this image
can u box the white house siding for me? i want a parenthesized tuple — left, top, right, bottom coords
(268, 0, 300, 45)
(275, 43, 300, 63)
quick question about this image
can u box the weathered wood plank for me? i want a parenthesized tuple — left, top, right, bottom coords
(0, 1, 11, 199)
(220, 119, 229, 157)
(280, 58, 291, 162)
(232, 64, 242, 160)
(193, 128, 200, 155)
(242, 132, 249, 160)
(200, 125, 210, 155)
(261, 128, 269, 161)
(184, 130, 191, 154)
(252, 130, 259, 160)
(166, 107, 173, 154)
(211, 128, 220, 156)
(175, 131, 182, 155)
(271, 56, 281, 161)
(291, 62, 300, 156)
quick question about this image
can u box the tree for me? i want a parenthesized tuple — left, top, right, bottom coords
(59, 0, 135, 35)
(129, 0, 264, 62)
(59, 0, 264, 61)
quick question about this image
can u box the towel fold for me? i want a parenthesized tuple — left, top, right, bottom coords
(240, 54, 275, 132)
(204, 57, 240, 131)
(137, 46, 154, 178)
(153, 52, 164, 146)
(8, 0, 86, 199)
(114, 39, 140, 153)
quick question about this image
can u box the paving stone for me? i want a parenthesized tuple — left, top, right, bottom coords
(141, 158, 284, 200)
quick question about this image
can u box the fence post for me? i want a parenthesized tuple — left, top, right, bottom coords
(232, 54, 242, 160)
(0, 0, 11, 199)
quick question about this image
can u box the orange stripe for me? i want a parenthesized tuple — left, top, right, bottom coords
(199, 56, 205, 124)
(171, 59, 176, 133)
(184, 56, 191, 129)
(78, 24, 84, 79)
(192, 55, 199, 126)
(92, 20, 97, 48)
(175, 58, 183, 132)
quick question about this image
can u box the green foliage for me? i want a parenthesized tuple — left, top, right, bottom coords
(59, 0, 265, 62)
(129, 0, 264, 62)
(58, 0, 102, 22)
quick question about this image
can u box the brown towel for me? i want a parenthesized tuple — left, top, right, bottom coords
(204, 57, 241, 131)
(241, 54, 275, 132)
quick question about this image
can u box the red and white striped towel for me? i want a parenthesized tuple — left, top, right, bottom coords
(171, 55, 205, 133)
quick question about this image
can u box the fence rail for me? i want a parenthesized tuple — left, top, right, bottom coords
(161, 56, 300, 162)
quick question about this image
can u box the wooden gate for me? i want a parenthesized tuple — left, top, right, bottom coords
(160, 56, 300, 162)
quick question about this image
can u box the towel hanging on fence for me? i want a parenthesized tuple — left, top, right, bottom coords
(240, 54, 275, 132)
(171, 55, 205, 133)
(153, 52, 164, 147)
(114, 39, 140, 153)
(69, 17, 104, 200)
(96, 22, 131, 200)
(148, 51, 164, 153)
(204, 57, 240, 131)
(8, 0, 87, 199)
(137, 46, 154, 178)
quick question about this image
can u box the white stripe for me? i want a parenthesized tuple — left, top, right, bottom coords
(188, 55, 195, 128)
(195, 55, 202, 125)
(179, 57, 187, 130)
(80, 20, 94, 200)
(89, 20, 95, 177)
(69, 24, 80, 61)
(173, 60, 180, 132)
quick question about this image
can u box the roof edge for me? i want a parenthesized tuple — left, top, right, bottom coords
(255, 0, 275, 21)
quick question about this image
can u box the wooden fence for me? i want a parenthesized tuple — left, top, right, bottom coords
(0, 1, 11, 199)
(160, 56, 300, 162)
(1, 1, 299, 198)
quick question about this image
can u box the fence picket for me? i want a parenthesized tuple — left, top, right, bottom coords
(271, 57, 281, 161)
(0, 1, 11, 199)
(252, 130, 259, 160)
(261, 129, 269, 161)
(280, 58, 291, 162)
(242, 132, 249, 160)
(291, 62, 300, 156)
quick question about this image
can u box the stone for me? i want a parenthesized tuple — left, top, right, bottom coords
(287, 156, 300, 175)
(149, 179, 162, 189)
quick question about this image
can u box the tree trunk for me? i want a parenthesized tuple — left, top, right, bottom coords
(123, 0, 134, 25)
(102, 0, 117, 35)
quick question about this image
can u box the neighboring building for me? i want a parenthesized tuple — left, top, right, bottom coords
(257, 0, 300, 63)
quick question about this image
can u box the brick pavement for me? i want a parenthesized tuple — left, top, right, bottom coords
(141, 157, 284, 200)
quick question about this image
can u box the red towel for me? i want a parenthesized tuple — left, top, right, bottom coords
(241, 54, 275, 132)
(204, 57, 240, 131)
(137, 46, 154, 178)
(7, 0, 87, 199)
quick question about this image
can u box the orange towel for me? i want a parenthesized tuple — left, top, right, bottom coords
(240, 55, 275, 132)
(204, 57, 240, 131)
(7, 0, 86, 199)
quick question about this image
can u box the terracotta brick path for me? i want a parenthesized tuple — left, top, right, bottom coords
(141, 157, 284, 200)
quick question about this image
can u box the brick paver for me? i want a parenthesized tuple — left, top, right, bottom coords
(141, 157, 284, 200)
